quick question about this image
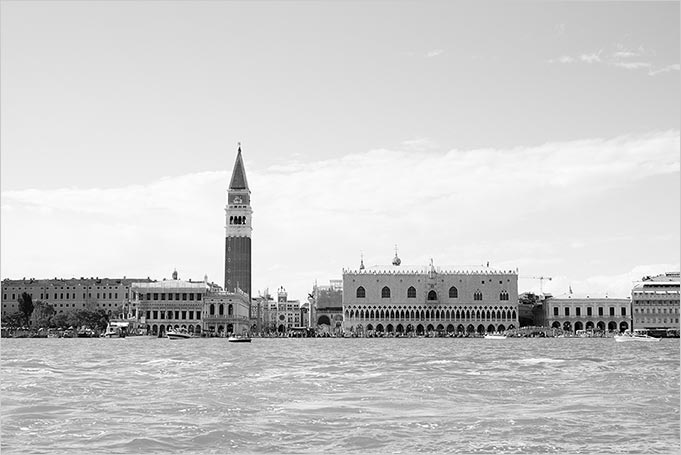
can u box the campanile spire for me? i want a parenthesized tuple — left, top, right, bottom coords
(229, 142, 249, 191)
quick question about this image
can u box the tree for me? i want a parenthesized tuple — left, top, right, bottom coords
(51, 313, 69, 329)
(18, 292, 34, 326)
(2, 311, 24, 329)
(518, 292, 540, 327)
(31, 301, 56, 328)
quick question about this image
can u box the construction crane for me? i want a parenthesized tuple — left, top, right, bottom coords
(520, 276, 553, 294)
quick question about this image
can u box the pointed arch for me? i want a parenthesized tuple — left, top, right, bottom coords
(356, 286, 366, 298)
(407, 286, 416, 298)
(381, 286, 391, 298)
(449, 286, 458, 298)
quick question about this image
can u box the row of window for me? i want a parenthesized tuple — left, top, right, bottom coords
(634, 307, 679, 314)
(638, 318, 679, 324)
(2, 302, 121, 309)
(553, 307, 626, 317)
(146, 310, 202, 320)
(3, 292, 127, 301)
(208, 303, 234, 316)
(229, 216, 248, 225)
(140, 292, 202, 301)
(356, 286, 510, 301)
(346, 307, 517, 321)
(2, 285, 128, 291)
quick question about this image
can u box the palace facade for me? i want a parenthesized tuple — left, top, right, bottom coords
(342, 255, 519, 336)
(543, 294, 631, 333)
(1, 277, 150, 319)
(631, 272, 680, 334)
(131, 270, 250, 336)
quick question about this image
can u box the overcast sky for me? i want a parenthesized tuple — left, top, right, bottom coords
(1, 1, 679, 301)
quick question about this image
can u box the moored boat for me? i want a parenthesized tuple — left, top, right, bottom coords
(614, 330, 660, 342)
(101, 322, 127, 338)
(484, 333, 507, 339)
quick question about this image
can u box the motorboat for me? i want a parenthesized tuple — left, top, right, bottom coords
(228, 334, 252, 343)
(484, 333, 507, 339)
(101, 323, 127, 338)
(614, 330, 660, 342)
(167, 330, 193, 340)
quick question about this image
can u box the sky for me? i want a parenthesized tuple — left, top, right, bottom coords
(1, 1, 679, 302)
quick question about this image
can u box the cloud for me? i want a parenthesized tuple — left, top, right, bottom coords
(426, 49, 444, 58)
(648, 64, 681, 76)
(1, 131, 679, 301)
(579, 52, 602, 63)
(401, 137, 439, 152)
(549, 56, 575, 64)
(548, 44, 679, 76)
(612, 61, 651, 70)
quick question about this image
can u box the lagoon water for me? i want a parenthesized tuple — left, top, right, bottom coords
(1, 337, 679, 454)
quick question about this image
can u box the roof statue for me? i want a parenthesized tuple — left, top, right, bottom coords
(172, 269, 178, 280)
(229, 142, 250, 191)
(359, 252, 365, 271)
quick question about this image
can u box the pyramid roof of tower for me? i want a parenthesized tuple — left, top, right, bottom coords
(229, 147, 249, 191)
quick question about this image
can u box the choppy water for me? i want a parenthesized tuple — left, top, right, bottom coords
(1, 338, 679, 454)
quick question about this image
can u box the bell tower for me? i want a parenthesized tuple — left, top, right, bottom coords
(225, 143, 252, 300)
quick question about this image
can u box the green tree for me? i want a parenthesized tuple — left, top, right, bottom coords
(18, 292, 34, 326)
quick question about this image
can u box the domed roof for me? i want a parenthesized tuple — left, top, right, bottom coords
(392, 246, 401, 266)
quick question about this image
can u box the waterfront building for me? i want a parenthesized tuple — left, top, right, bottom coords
(342, 254, 519, 336)
(273, 287, 302, 333)
(631, 272, 680, 335)
(225, 145, 252, 300)
(543, 293, 631, 333)
(202, 289, 251, 335)
(131, 272, 210, 336)
(1, 277, 151, 321)
(252, 290, 276, 334)
(313, 279, 344, 335)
